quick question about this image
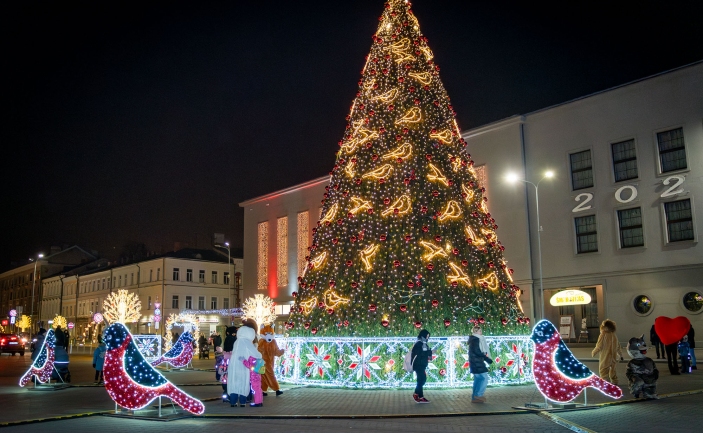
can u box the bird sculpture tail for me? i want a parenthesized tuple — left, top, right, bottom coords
(160, 383, 206, 414)
(587, 375, 623, 399)
(19, 347, 55, 387)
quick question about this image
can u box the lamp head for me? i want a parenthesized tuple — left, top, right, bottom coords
(38, 254, 44, 258)
(224, 242, 229, 247)
(505, 173, 520, 183)
(544, 171, 554, 179)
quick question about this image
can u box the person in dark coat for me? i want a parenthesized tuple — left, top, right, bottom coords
(665, 342, 680, 375)
(650, 324, 665, 359)
(410, 329, 433, 403)
(31, 328, 47, 361)
(468, 326, 493, 403)
(213, 332, 223, 350)
(223, 327, 238, 352)
(687, 326, 696, 370)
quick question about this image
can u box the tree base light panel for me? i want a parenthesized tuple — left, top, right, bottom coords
(19, 330, 56, 387)
(103, 323, 205, 414)
(530, 320, 622, 402)
(272, 335, 532, 388)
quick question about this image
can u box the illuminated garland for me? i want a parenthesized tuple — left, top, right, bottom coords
(530, 320, 623, 402)
(19, 330, 56, 386)
(181, 308, 244, 316)
(103, 289, 141, 324)
(103, 323, 204, 414)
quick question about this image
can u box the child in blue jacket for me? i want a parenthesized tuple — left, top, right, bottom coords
(92, 336, 107, 384)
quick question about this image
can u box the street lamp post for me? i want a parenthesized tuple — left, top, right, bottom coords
(506, 171, 554, 320)
(30, 253, 44, 334)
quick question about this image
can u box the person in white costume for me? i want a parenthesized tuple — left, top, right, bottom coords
(226, 326, 262, 407)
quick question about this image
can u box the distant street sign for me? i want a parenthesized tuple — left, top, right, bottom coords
(67, 322, 74, 329)
(9, 309, 17, 317)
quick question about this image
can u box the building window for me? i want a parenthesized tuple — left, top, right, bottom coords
(149, 269, 153, 282)
(224, 272, 230, 285)
(130, 273, 134, 286)
(147, 296, 152, 310)
(198, 296, 205, 310)
(617, 207, 644, 248)
(118, 275, 122, 287)
(185, 296, 192, 309)
(223, 297, 229, 309)
(211, 297, 217, 309)
(277, 216, 288, 287)
(633, 295, 652, 316)
(172, 295, 179, 309)
(575, 215, 598, 253)
(157, 268, 160, 280)
(297, 211, 310, 280)
(570, 150, 594, 190)
(199, 270, 205, 283)
(92, 281, 96, 291)
(173, 268, 180, 281)
(186, 269, 193, 282)
(211, 271, 218, 284)
(664, 199, 694, 242)
(611, 139, 638, 182)
(657, 127, 687, 173)
(258, 221, 269, 290)
(683, 292, 703, 314)
(102, 279, 105, 290)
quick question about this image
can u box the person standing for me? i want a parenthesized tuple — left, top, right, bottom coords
(591, 319, 623, 384)
(665, 342, 680, 375)
(227, 326, 261, 407)
(679, 336, 691, 374)
(411, 329, 433, 403)
(650, 324, 664, 359)
(213, 331, 223, 350)
(688, 326, 696, 370)
(92, 336, 106, 384)
(31, 328, 47, 361)
(469, 326, 493, 403)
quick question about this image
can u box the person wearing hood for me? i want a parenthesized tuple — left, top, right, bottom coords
(687, 326, 696, 370)
(591, 319, 623, 384)
(227, 326, 262, 407)
(410, 329, 433, 403)
(31, 328, 47, 361)
(92, 335, 107, 384)
(468, 325, 493, 403)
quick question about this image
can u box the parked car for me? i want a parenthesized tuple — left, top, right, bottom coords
(0, 333, 25, 356)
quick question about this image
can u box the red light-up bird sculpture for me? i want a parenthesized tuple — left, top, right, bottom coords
(151, 331, 195, 368)
(103, 323, 205, 414)
(19, 329, 56, 386)
(531, 320, 622, 402)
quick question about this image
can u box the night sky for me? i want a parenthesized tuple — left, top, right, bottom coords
(2, 0, 702, 268)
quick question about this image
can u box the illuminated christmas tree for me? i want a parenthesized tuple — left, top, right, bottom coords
(287, 0, 529, 338)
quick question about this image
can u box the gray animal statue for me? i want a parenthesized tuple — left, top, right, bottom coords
(626, 335, 658, 399)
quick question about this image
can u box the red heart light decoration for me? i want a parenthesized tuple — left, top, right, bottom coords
(654, 316, 691, 346)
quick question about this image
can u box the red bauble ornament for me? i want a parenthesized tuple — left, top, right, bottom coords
(327, 308, 335, 315)
(407, 281, 414, 288)
(304, 322, 311, 329)
(422, 225, 429, 232)
(427, 263, 434, 271)
(383, 198, 391, 205)
(399, 304, 407, 312)
(318, 302, 325, 309)
(525, 318, 530, 325)
(329, 280, 336, 287)
(414, 321, 422, 329)
(444, 319, 451, 328)
(439, 368, 446, 376)
(431, 299, 439, 307)
(421, 206, 428, 213)
(369, 304, 377, 311)
(381, 320, 390, 327)
(311, 328, 318, 335)
(367, 208, 374, 215)
(434, 235, 442, 242)
(380, 234, 387, 241)
(404, 178, 411, 185)
(376, 280, 384, 287)
(461, 260, 468, 266)
(350, 235, 357, 242)
(432, 190, 439, 197)
(478, 317, 486, 324)
(298, 306, 304, 314)
(488, 261, 495, 268)
(346, 260, 353, 267)
(292, 291, 298, 298)
(501, 317, 508, 325)
(372, 154, 379, 161)
(351, 281, 358, 289)
(405, 234, 412, 242)
(343, 320, 349, 327)
(452, 248, 459, 255)
(425, 154, 432, 161)
(393, 260, 401, 267)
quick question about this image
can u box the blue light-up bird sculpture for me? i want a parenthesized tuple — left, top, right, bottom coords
(151, 331, 195, 368)
(19, 329, 56, 386)
(103, 323, 204, 414)
(530, 319, 622, 402)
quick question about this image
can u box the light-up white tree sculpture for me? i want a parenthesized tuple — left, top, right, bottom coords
(103, 289, 142, 324)
(242, 294, 277, 328)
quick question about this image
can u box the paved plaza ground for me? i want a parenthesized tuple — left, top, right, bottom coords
(0, 345, 699, 432)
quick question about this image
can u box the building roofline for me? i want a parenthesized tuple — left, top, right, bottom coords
(524, 60, 703, 117)
(461, 115, 524, 139)
(239, 175, 330, 207)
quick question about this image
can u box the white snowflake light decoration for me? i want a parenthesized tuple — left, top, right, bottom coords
(242, 294, 277, 328)
(103, 289, 142, 324)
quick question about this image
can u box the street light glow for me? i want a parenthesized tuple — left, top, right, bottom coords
(505, 173, 519, 183)
(224, 242, 229, 247)
(544, 171, 554, 178)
